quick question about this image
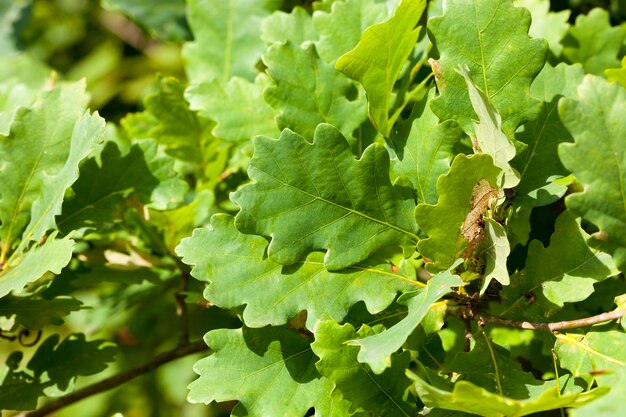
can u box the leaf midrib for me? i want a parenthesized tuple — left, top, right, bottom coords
(253, 165, 418, 240)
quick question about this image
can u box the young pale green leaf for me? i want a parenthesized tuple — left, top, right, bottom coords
(480, 218, 510, 294)
(555, 330, 626, 386)
(562, 8, 624, 76)
(177, 214, 418, 329)
(0, 235, 74, 298)
(605, 56, 626, 88)
(500, 211, 618, 320)
(336, 0, 426, 136)
(409, 371, 603, 417)
(0, 296, 82, 330)
(390, 89, 463, 205)
(27, 333, 117, 391)
(183, 0, 269, 83)
(261, 7, 318, 46)
(457, 65, 519, 188)
(312, 321, 416, 417)
(123, 76, 206, 164)
(415, 154, 501, 271)
(0, 82, 90, 261)
(558, 75, 626, 273)
(312, 0, 388, 63)
(428, 0, 547, 135)
(58, 140, 187, 234)
(263, 42, 367, 141)
(185, 75, 279, 143)
(511, 63, 585, 210)
(232, 124, 418, 270)
(188, 327, 333, 417)
(514, 0, 570, 57)
(350, 261, 463, 374)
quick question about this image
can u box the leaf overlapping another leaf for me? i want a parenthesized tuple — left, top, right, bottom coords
(415, 154, 501, 271)
(264, 42, 367, 141)
(428, 0, 547, 135)
(558, 75, 626, 272)
(0, 82, 99, 260)
(511, 63, 584, 211)
(499, 211, 618, 320)
(562, 8, 625, 76)
(177, 214, 418, 330)
(336, 0, 426, 136)
(232, 124, 418, 270)
(312, 321, 416, 417)
(390, 89, 463, 205)
(188, 327, 334, 417)
(350, 261, 463, 374)
(312, 0, 389, 64)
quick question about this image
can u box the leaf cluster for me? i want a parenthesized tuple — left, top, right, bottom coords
(1, 0, 626, 416)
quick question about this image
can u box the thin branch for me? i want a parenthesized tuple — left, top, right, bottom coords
(21, 340, 210, 417)
(448, 306, 626, 332)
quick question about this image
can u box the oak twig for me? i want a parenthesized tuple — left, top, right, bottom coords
(21, 340, 210, 417)
(448, 306, 626, 332)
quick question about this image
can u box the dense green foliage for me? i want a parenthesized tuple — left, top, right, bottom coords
(2, 0, 626, 416)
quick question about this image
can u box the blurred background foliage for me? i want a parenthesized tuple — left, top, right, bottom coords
(0, 0, 625, 416)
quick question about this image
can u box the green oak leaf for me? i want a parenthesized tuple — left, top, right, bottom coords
(428, 0, 547, 135)
(20, 112, 104, 249)
(350, 261, 463, 374)
(261, 7, 318, 46)
(101, 0, 189, 41)
(569, 366, 626, 417)
(429, 333, 605, 415)
(457, 65, 520, 188)
(58, 140, 187, 234)
(312, 0, 389, 63)
(27, 333, 117, 391)
(0, 82, 43, 136)
(605, 56, 626, 88)
(0, 296, 82, 330)
(390, 89, 463, 205)
(480, 218, 510, 294)
(336, 0, 426, 136)
(515, 0, 570, 57)
(312, 321, 416, 417)
(415, 154, 501, 271)
(0, 235, 74, 298)
(232, 124, 418, 270)
(186, 74, 279, 142)
(562, 8, 624, 76)
(511, 63, 585, 209)
(555, 330, 626, 385)
(500, 211, 618, 320)
(188, 327, 333, 416)
(0, 81, 94, 261)
(409, 371, 603, 417)
(122, 76, 207, 164)
(183, 0, 270, 83)
(263, 42, 367, 141)
(177, 214, 418, 330)
(558, 75, 626, 272)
